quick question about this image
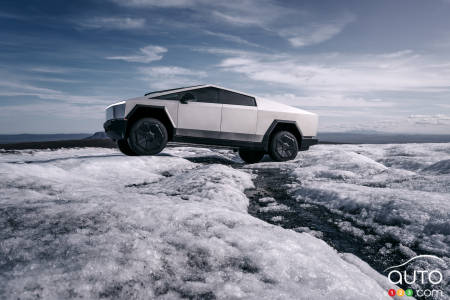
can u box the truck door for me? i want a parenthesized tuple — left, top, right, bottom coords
(177, 87, 222, 138)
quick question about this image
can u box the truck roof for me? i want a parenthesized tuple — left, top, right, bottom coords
(145, 84, 255, 98)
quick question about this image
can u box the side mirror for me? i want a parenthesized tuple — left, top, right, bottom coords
(180, 93, 195, 104)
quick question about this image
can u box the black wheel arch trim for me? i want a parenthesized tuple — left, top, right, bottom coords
(125, 104, 175, 139)
(262, 120, 303, 151)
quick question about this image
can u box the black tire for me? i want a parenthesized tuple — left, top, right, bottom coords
(238, 149, 265, 164)
(128, 118, 168, 156)
(268, 131, 298, 161)
(117, 139, 136, 156)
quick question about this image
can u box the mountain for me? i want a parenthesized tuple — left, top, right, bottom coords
(318, 132, 450, 144)
(0, 133, 91, 144)
(84, 131, 109, 140)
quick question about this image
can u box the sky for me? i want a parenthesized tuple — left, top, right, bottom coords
(1, 0, 450, 134)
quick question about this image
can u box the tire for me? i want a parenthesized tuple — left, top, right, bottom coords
(128, 118, 168, 156)
(268, 131, 298, 161)
(238, 149, 265, 164)
(117, 139, 136, 156)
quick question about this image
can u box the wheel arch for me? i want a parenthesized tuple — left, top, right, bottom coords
(126, 105, 175, 140)
(262, 120, 303, 151)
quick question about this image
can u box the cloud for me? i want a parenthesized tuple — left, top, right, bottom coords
(0, 80, 61, 95)
(140, 66, 206, 77)
(211, 11, 264, 27)
(30, 67, 69, 74)
(78, 17, 146, 30)
(379, 49, 413, 58)
(0, 12, 27, 20)
(408, 114, 450, 126)
(27, 77, 83, 84)
(281, 14, 355, 47)
(203, 30, 260, 47)
(280, 15, 355, 47)
(0, 79, 112, 105)
(260, 93, 394, 108)
(106, 45, 167, 63)
(209, 48, 450, 93)
(139, 66, 206, 89)
(0, 102, 106, 121)
(110, 0, 281, 27)
(108, 0, 350, 47)
(110, 0, 196, 7)
(437, 104, 450, 109)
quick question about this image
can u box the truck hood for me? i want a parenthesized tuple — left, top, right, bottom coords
(256, 98, 316, 116)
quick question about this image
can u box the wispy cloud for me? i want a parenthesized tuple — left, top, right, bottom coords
(408, 114, 450, 126)
(260, 93, 394, 108)
(108, 0, 351, 47)
(0, 11, 27, 20)
(30, 77, 83, 84)
(211, 11, 264, 27)
(280, 14, 355, 47)
(203, 30, 260, 47)
(106, 45, 167, 63)
(110, 0, 196, 8)
(78, 17, 146, 30)
(30, 67, 69, 74)
(140, 66, 206, 77)
(0, 79, 111, 105)
(210, 48, 450, 93)
(139, 66, 206, 89)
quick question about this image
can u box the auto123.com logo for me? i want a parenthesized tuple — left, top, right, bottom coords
(384, 255, 447, 298)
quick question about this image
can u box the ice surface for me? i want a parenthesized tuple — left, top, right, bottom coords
(0, 147, 394, 299)
(284, 144, 450, 259)
(248, 143, 449, 298)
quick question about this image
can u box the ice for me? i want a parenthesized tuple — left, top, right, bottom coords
(0, 147, 120, 163)
(256, 197, 290, 212)
(276, 143, 450, 286)
(258, 203, 290, 213)
(422, 159, 450, 174)
(0, 147, 394, 299)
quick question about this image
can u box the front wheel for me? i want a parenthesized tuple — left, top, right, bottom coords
(128, 118, 168, 156)
(238, 149, 265, 164)
(117, 139, 136, 156)
(268, 131, 298, 161)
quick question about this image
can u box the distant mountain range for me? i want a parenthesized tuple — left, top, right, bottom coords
(0, 133, 93, 144)
(1, 131, 450, 145)
(84, 132, 109, 140)
(317, 132, 450, 144)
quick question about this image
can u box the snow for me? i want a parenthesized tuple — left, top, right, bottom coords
(248, 143, 449, 296)
(0, 147, 396, 299)
(287, 144, 449, 258)
(256, 197, 290, 212)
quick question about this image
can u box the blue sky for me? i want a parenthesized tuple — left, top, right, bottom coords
(1, 0, 450, 134)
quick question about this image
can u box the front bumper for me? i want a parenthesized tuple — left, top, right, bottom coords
(104, 119, 127, 141)
(300, 137, 318, 151)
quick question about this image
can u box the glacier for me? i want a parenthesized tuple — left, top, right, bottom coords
(1, 143, 448, 299)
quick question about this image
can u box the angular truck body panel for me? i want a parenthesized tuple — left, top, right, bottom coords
(255, 98, 318, 137)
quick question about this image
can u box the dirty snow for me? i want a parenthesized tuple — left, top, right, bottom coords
(288, 144, 450, 260)
(0, 147, 396, 299)
(248, 143, 449, 299)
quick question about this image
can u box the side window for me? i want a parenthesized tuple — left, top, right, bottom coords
(153, 92, 179, 100)
(189, 87, 218, 103)
(180, 92, 196, 102)
(219, 90, 256, 106)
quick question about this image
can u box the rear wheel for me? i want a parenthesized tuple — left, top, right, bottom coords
(268, 131, 298, 161)
(238, 149, 265, 164)
(128, 118, 168, 156)
(117, 139, 136, 156)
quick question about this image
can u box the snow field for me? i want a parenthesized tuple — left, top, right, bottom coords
(0, 147, 395, 299)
